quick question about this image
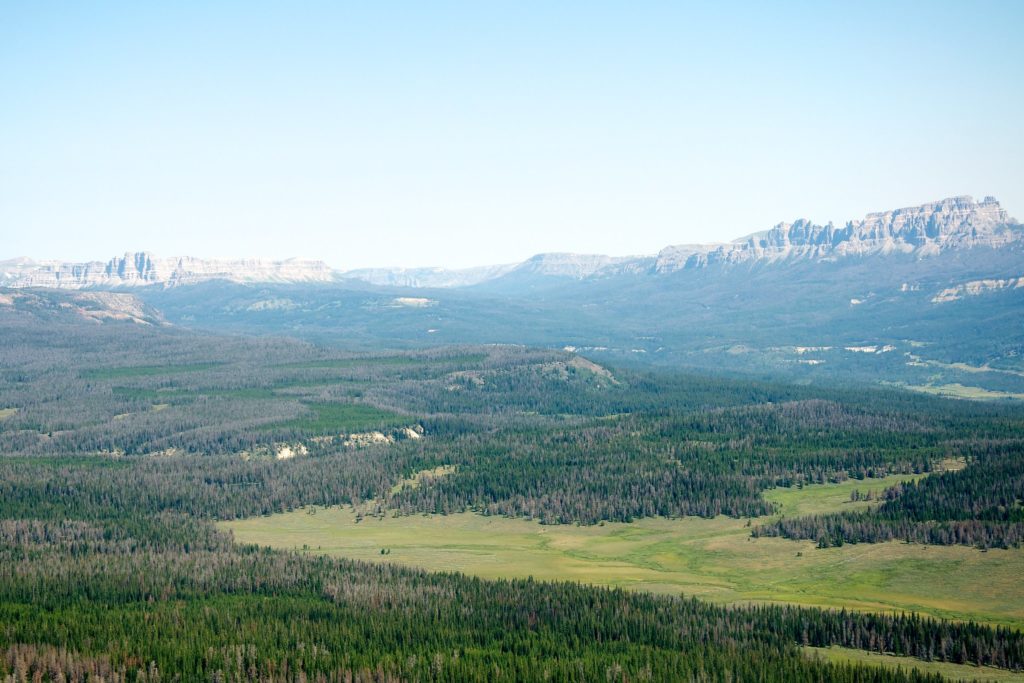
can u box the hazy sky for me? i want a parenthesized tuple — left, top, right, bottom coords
(2, 2, 1022, 269)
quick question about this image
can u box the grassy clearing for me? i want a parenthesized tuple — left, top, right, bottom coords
(273, 357, 420, 370)
(226, 473, 1024, 630)
(81, 362, 224, 380)
(1, 455, 133, 469)
(804, 646, 1024, 681)
(272, 353, 487, 371)
(922, 359, 1024, 380)
(209, 387, 280, 400)
(110, 381, 364, 403)
(217, 380, 370, 399)
(264, 402, 409, 434)
(111, 387, 183, 400)
(389, 465, 456, 495)
(0, 408, 16, 420)
(905, 383, 1024, 401)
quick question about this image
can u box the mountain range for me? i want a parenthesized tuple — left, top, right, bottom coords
(3, 195, 1022, 397)
(2, 196, 1018, 290)
(0, 254, 334, 289)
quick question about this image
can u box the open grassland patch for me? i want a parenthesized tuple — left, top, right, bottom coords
(0, 408, 16, 420)
(80, 362, 224, 379)
(390, 465, 456, 495)
(921, 359, 1024, 380)
(272, 353, 488, 371)
(226, 473, 1024, 630)
(905, 383, 1024, 401)
(273, 357, 420, 370)
(110, 381, 366, 404)
(110, 386, 185, 400)
(804, 646, 1024, 681)
(1, 455, 133, 469)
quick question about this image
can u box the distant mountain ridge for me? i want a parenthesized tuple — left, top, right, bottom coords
(334, 254, 639, 288)
(657, 195, 1017, 272)
(1, 195, 1018, 289)
(0, 253, 334, 289)
(4, 194, 1017, 396)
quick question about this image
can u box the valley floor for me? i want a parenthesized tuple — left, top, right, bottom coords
(225, 473, 1024, 631)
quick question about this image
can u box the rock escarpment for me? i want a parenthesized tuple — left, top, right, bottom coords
(0, 253, 334, 289)
(657, 196, 1019, 271)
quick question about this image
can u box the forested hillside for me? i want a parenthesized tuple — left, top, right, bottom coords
(2, 298, 1024, 680)
(4, 303, 1023, 526)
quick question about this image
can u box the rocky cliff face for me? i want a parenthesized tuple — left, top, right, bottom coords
(0, 253, 334, 289)
(657, 196, 1019, 272)
(360, 195, 1020, 284)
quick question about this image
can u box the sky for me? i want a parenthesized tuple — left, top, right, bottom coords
(1, 1, 1022, 270)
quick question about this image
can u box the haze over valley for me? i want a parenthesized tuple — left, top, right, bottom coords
(6, 194, 1020, 400)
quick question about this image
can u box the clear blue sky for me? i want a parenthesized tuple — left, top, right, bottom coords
(2, 1, 1021, 269)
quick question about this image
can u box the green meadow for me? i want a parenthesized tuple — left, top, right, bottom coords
(225, 472, 1024, 631)
(80, 362, 224, 379)
(804, 646, 1024, 682)
(271, 352, 488, 371)
(906, 383, 1024, 401)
